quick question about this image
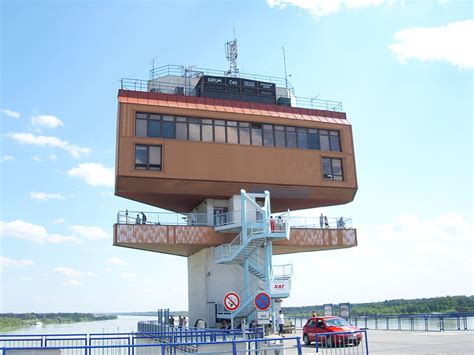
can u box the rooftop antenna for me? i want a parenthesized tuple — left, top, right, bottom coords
(225, 27, 239, 77)
(150, 56, 159, 80)
(282, 47, 288, 90)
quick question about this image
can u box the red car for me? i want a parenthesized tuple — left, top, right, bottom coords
(302, 316, 362, 347)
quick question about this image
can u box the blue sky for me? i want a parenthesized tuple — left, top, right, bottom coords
(1, 0, 472, 313)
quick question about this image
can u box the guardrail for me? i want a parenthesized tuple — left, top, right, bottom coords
(313, 330, 368, 354)
(0, 331, 302, 355)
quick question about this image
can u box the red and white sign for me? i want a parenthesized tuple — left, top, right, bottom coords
(271, 279, 290, 295)
(254, 292, 271, 311)
(223, 292, 241, 312)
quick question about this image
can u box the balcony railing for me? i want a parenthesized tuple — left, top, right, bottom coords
(116, 210, 353, 230)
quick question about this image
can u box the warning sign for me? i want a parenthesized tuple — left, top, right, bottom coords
(223, 292, 241, 312)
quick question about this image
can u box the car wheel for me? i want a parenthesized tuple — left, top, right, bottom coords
(303, 334, 310, 345)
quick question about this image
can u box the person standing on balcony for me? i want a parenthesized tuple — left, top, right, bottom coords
(141, 212, 147, 224)
(320, 213, 324, 228)
(270, 216, 276, 232)
(324, 216, 329, 229)
(278, 310, 285, 336)
(135, 214, 140, 224)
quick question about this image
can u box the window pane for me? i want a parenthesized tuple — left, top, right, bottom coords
(135, 145, 148, 169)
(330, 135, 341, 151)
(332, 159, 342, 175)
(176, 117, 187, 122)
(162, 119, 175, 139)
(148, 119, 161, 138)
(215, 120, 225, 126)
(320, 135, 330, 150)
(214, 125, 226, 143)
(189, 123, 201, 141)
(263, 126, 274, 146)
(227, 121, 237, 126)
(202, 124, 213, 142)
(149, 146, 162, 170)
(322, 158, 332, 179)
(308, 133, 320, 150)
(239, 127, 250, 145)
(251, 124, 262, 146)
(136, 119, 147, 137)
(286, 128, 297, 148)
(176, 122, 188, 140)
(227, 126, 238, 144)
(136, 113, 147, 119)
(275, 131, 285, 147)
(297, 128, 308, 149)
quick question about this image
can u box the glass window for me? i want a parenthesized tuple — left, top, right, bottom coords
(162, 115, 175, 139)
(308, 129, 319, 150)
(329, 131, 341, 151)
(239, 122, 250, 145)
(176, 117, 188, 140)
(275, 126, 285, 147)
(135, 145, 148, 169)
(297, 128, 308, 149)
(214, 120, 226, 143)
(136, 119, 147, 137)
(251, 123, 263, 146)
(136, 113, 147, 119)
(286, 126, 297, 148)
(227, 121, 238, 144)
(149, 146, 162, 170)
(188, 118, 201, 141)
(148, 114, 161, 138)
(263, 124, 274, 146)
(322, 157, 343, 181)
(319, 130, 330, 151)
(202, 119, 213, 142)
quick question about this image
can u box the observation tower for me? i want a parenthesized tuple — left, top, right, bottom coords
(113, 49, 358, 326)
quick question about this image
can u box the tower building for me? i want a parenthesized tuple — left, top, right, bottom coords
(113, 63, 358, 326)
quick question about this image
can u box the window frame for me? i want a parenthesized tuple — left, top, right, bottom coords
(135, 144, 162, 171)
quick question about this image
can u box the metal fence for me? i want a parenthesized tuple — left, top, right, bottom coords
(0, 332, 302, 354)
(313, 330, 369, 354)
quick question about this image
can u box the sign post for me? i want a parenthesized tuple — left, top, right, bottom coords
(223, 292, 241, 329)
(254, 292, 271, 311)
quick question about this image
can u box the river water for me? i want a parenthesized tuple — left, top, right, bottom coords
(2, 315, 154, 335)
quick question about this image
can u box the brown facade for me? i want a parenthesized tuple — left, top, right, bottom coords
(113, 224, 357, 257)
(115, 91, 358, 212)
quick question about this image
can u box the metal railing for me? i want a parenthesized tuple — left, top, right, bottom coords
(1, 330, 302, 354)
(121, 64, 343, 112)
(313, 330, 368, 354)
(290, 216, 353, 229)
(117, 210, 212, 226)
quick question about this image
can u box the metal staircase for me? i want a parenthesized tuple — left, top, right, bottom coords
(214, 189, 293, 323)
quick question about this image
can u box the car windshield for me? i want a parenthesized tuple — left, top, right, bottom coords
(325, 318, 348, 327)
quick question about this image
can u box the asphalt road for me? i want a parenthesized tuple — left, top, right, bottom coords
(278, 329, 474, 354)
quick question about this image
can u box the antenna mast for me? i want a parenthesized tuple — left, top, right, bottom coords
(225, 28, 239, 76)
(282, 47, 288, 90)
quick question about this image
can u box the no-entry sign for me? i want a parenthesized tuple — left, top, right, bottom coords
(223, 292, 241, 312)
(254, 292, 271, 311)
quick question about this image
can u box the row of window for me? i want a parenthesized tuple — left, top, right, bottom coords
(135, 113, 342, 151)
(134, 144, 344, 180)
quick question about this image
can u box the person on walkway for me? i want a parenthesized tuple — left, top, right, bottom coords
(320, 213, 324, 228)
(278, 310, 285, 337)
(135, 214, 140, 224)
(324, 216, 329, 229)
(339, 217, 345, 229)
(178, 316, 183, 328)
(141, 212, 147, 224)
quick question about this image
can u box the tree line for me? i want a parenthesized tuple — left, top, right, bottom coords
(282, 295, 474, 316)
(0, 313, 117, 330)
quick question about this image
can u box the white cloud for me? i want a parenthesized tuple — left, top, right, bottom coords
(67, 163, 114, 187)
(31, 115, 64, 128)
(390, 20, 474, 70)
(278, 212, 473, 306)
(0, 220, 81, 244)
(2, 109, 20, 119)
(0, 256, 34, 271)
(61, 280, 83, 287)
(105, 257, 128, 266)
(32, 156, 41, 161)
(30, 192, 67, 201)
(53, 218, 65, 224)
(54, 266, 96, 278)
(70, 225, 109, 240)
(20, 276, 33, 281)
(120, 272, 136, 279)
(267, 0, 394, 17)
(0, 155, 14, 162)
(8, 132, 91, 158)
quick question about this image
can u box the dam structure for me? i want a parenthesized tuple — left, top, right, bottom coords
(113, 56, 358, 327)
